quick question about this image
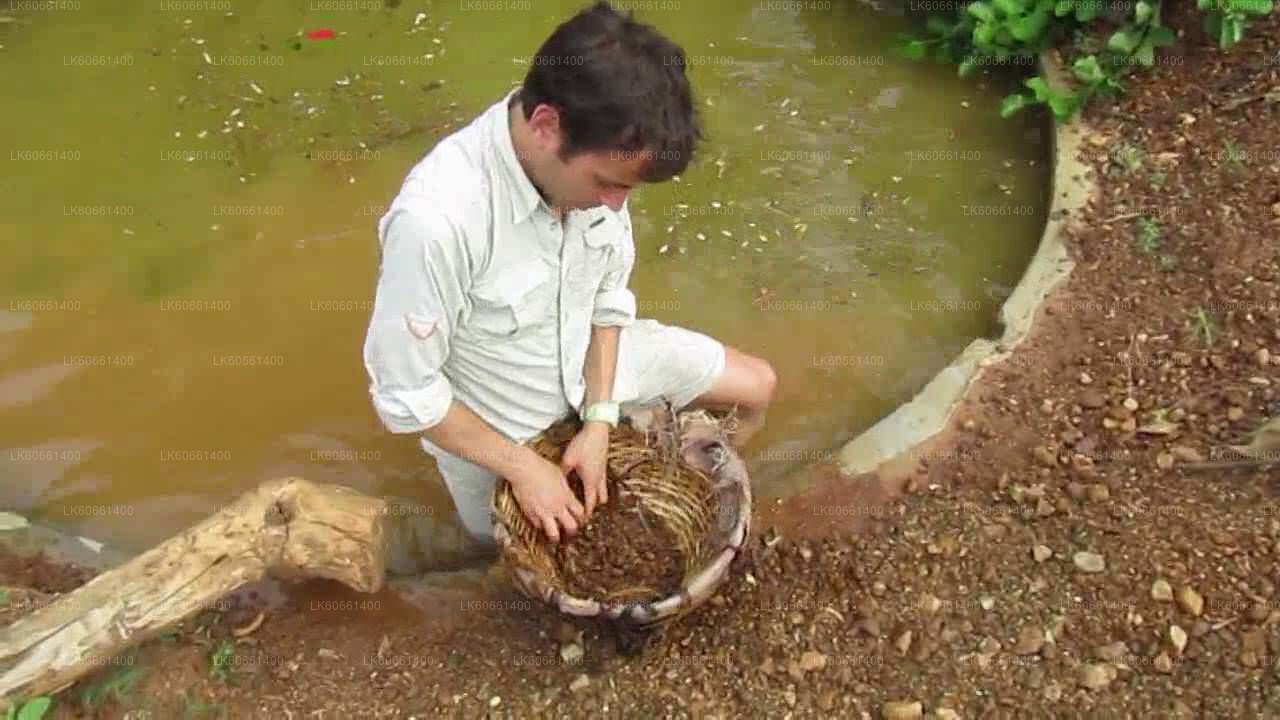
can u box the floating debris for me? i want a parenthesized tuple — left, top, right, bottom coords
(249, 81, 264, 95)
(695, 232, 706, 241)
(201, 51, 213, 65)
(721, 230, 733, 238)
(658, 244, 670, 254)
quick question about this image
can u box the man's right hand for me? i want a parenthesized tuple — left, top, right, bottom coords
(507, 450, 587, 543)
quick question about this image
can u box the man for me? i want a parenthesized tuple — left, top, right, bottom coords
(362, 2, 776, 546)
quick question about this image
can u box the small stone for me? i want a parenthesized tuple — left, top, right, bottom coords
(1241, 650, 1260, 668)
(1033, 544, 1053, 563)
(1036, 498, 1056, 517)
(1066, 482, 1088, 500)
(1259, 348, 1272, 368)
(1170, 625, 1188, 655)
(1074, 552, 1106, 573)
(1177, 586, 1204, 616)
(920, 594, 943, 615)
(489, 696, 502, 708)
(1241, 628, 1266, 654)
(560, 642, 584, 665)
(1087, 484, 1110, 502)
(1079, 372, 1094, 385)
(1043, 682, 1063, 701)
(896, 630, 914, 655)
(882, 700, 924, 719)
(1123, 397, 1139, 412)
(872, 581, 887, 596)
(980, 596, 995, 611)
(1093, 641, 1128, 662)
(933, 709, 961, 720)
(1228, 406, 1245, 422)
(1157, 453, 1175, 470)
(1171, 445, 1204, 463)
(1153, 652, 1174, 673)
(1078, 662, 1116, 689)
(1034, 446, 1058, 467)
(317, 648, 340, 661)
(1151, 579, 1174, 602)
(799, 650, 828, 671)
(568, 674, 591, 692)
(1249, 602, 1270, 623)
(1014, 625, 1045, 655)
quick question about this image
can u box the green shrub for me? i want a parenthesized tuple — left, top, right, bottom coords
(899, 0, 1273, 119)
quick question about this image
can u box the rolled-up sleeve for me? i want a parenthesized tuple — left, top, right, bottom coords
(591, 211, 638, 327)
(362, 209, 469, 433)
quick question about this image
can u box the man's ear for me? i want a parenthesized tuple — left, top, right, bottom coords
(527, 104, 563, 146)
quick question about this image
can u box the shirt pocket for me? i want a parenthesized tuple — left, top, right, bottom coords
(468, 265, 556, 338)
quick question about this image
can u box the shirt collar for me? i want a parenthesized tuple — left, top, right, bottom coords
(491, 89, 546, 225)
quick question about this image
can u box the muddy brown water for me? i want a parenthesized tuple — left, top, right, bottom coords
(0, 1, 1048, 583)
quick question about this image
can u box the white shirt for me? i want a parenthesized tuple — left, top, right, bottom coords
(362, 91, 638, 444)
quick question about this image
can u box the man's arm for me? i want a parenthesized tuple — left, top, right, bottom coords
(582, 325, 621, 413)
(363, 209, 584, 541)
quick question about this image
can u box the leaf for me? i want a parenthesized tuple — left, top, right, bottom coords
(17, 698, 52, 720)
(1073, 55, 1106, 84)
(967, 1, 996, 22)
(993, 0, 1025, 16)
(1010, 8, 1051, 41)
(1197, 0, 1217, 9)
(1001, 93, 1031, 117)
(1108, 28, 1142, 53)
(958, 56, 980, 77)
(1047, 91, 1082, 120)
(1135, 0, 1155, 23)
(974, 23, 997, 46)
(1055, 0, 1074, 16)
(1226, 15, 1246, 46)
(1025, 75, 1054, 101)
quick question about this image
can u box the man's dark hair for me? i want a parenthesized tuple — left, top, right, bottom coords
(518, 1, 701, 182)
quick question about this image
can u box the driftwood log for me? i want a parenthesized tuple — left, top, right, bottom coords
(0, 477, 387, 705)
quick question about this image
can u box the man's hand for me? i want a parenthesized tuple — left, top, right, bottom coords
(560, 422, 610, 519)
(507, 449, 586, 543)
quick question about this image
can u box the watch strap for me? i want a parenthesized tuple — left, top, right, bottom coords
(583, 401, 620, 428)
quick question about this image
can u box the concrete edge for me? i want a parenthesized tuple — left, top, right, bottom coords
(836, 51, 1094, 476)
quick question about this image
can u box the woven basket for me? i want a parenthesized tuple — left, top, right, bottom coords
(491, 409, 751, 627)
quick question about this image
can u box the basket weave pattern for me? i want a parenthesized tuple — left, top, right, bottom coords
(492, 410, 751, 626)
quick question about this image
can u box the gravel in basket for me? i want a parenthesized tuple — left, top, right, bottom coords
(492, 409, 751, 627)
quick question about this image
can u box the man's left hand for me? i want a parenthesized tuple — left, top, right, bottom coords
(560, 421, 610, 518)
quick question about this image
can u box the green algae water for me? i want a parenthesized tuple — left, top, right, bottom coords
(0, 0, 1049, 550)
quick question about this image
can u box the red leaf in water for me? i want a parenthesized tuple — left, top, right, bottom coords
(307, 28, 336, 40)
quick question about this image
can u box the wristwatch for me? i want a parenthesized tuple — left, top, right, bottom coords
(582, 401, 620, 428)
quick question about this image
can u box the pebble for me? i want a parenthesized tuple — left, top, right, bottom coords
(1249, 601, 1270, 622)
(1122, 397, 1139, 412)
(569, 674, 591, 692)
(1014, 625, 1045, 655)
(896, 630, 914, 654)
(1079, 372, 1094, 385)
(919, 594, 943, 614)
(1033, 544, 1053, 563)
(1087, 483, 1110, 502)
(1066, 482, 1088, 500)
(1154, 652, 1174, 673)
(560, 643, 584, 664)
(1151, 579, 1174, 602)
(799, 650, 828, 671)
(317, 648, 340, 661)
(1157, 453, 1175, 470)
(1033, 446, 1058, 467)
(1073, 552, 1106, 573)
(1093, 641, 1128, 662)
(1228, 406, 1246, 421)
(1078, 662, 1117, 689)
(1170, 625, 1188, 654)
(933, 709, 961, 720)
(1171, 445, 1204, 463)
(1177, 586, 1205, 616)
(882, 700, 924, 719)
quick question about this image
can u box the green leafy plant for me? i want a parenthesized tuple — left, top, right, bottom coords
(4, 697, 52, 720)
(899, 0, 1268, 118)
(209, 639, 236, 683)
(1137, 216, 1162, 252)
(1111, 143, 1146, 175)
(1199, 0, 1274, 47)
(1222, 138, 1247, 171)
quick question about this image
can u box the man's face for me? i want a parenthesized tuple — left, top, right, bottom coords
(545, 146, 649, 213)
(523, 102, 651, 213)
